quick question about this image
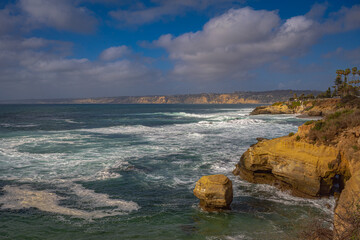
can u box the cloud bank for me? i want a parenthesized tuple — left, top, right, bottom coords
(154, 5, 360, 82)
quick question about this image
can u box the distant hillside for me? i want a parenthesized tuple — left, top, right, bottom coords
(1, 90, 321, 104)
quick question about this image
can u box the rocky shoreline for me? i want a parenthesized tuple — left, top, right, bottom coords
(234, 98, 360, 238)
(250, 98, 341, 116)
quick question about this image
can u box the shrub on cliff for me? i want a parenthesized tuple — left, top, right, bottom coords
(272, 102, 283, 106)
(308, 110, 360, 144)
(289, 101, 301, 109)
(337, 95, 360, 109)
(304, 120, 315, 125)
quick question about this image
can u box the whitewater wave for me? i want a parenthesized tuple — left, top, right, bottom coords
(63, 119, 81, 124)
(78, 125, 153, 135)
(0, 123, 39, 128)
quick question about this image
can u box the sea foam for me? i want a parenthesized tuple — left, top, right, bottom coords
(0, 184, 139, 219)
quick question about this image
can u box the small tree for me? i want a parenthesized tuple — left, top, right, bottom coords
(325, 87, 331, 98)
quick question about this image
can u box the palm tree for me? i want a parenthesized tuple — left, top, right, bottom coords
(352, 67, 357, 78)
(344, 68, 351, 82)
(350, 67, 358, 85)
(343, 69, 351, 96)
(334, 71, 343, 96)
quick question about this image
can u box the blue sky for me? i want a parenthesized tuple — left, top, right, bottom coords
(0, 0, 360, 100)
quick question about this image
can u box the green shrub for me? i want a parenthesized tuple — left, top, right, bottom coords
(307, 110, 360, 145)
(304, 120, 315, 125)
(305, 105, 314, 111)
(289, 101, 301, 109)
(288, 132, 295, 137)
(327, 110, 354, 120)
(352, 145, 359, 151)
(296, 136, 301, 141)
(272, 102, 283, 106)
(314, 121, 325, 131)
(328, 111, 342, 119)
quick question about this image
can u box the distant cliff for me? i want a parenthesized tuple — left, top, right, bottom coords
(2, 90, 321, 104)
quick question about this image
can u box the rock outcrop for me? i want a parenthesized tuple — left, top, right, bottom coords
(193, 175, 233, 211)
(250, 98, 342, 116)
(233, 134, 350, 198)
(233, 122, 360, 237)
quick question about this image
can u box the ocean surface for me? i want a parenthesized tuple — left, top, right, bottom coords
(0, 104, 334, 240)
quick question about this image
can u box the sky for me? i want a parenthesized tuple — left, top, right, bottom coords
(0, 0, 360, 100)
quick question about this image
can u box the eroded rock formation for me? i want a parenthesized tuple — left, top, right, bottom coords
(233, 123, 360, 237)
(193, 174, 233, 211)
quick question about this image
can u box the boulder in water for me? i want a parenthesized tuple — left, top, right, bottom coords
(193, 174, 233, 211)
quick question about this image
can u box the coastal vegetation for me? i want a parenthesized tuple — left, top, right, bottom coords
(308, 109, 360, 145)
(252, 67, 360, 116)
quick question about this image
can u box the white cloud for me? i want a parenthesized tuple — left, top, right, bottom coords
(0, 36, 160, 100)
(154, 8, 316, 81)
(99, 46, 131, 61)
(19, 0, 98, 33)
(109, 0, 245, 26)
(154, 5, 360, 82)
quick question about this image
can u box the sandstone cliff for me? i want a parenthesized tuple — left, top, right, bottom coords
(233, 110, 360, 237)
(70, 90, 320, 104)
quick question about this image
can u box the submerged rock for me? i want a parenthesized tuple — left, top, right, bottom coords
(193, 174, 233, 211)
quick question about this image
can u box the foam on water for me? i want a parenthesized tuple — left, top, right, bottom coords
(63, 119, 81, 124)
(78, 125, 154, 135)
(233, 179, 336, 215)
(0, 184, 139, 219)
(1, 104, 326, 238)
(0, 123, 39, 128)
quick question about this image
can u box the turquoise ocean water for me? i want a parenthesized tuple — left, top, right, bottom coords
(0, 104, 334, 239)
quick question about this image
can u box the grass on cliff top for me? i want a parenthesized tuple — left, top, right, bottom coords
(337, 95, 360, 109)
(307, 109, 360, 144)
(272, 102, 282, 106)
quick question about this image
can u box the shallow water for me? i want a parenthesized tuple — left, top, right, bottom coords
(0, 104, 334, 239)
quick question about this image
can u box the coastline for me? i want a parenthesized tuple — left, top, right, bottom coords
(235, 98, 360, 238)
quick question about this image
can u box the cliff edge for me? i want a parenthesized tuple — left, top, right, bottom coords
(234, 106, 360, 238)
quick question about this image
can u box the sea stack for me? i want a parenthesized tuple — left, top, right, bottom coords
(193, 174, 233, 211)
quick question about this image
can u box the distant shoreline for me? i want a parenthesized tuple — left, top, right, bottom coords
(0, 90, 320, 105)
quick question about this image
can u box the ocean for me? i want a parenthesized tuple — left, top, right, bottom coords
(0, 104, 334, 239)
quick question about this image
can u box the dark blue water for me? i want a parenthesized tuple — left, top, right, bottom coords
(0, 104, 334, 239)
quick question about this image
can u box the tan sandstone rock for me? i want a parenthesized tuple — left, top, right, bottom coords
(193, 174, 233, 211)
(233, 123, 360, 237)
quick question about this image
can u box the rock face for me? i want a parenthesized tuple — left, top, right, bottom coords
(193, 175, 233, 211)
(233, 135, 349, 198)
(251, 105, 295, 115)
(233, 124, 360, 237)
